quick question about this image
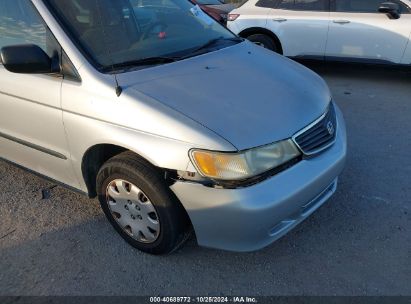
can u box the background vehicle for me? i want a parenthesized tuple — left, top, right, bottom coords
(192, 0, 238, 23)
(227, 0, 411, 65)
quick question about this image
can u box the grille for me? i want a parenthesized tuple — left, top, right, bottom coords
(293, 103, 337, 155)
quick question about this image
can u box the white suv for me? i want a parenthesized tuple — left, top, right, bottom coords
(227, 0, 411, 65)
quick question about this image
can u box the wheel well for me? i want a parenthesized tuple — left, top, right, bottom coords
(81, 144, 127, 198)
(239, 27, 283, 54)
(81, 145, 194, 233)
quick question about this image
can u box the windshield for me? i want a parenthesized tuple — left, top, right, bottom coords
(45, 0, 237, 72)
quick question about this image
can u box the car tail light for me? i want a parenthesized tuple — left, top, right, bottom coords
(227, 14, 240, 21)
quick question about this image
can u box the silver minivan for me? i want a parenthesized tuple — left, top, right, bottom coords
(0, 0, 347, 254)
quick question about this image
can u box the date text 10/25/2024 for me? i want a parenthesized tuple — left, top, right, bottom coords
(150, 297, 258, 303)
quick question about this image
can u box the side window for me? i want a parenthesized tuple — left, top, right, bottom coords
(0, 0, 59, 58)
(0, 0, 80, 81)
(335, 0, 388, 13)
(278, 0, 294, 9)
(256, 0, 328, 11)
(255, 0, 282, 9)
(293, 0, 328, 11)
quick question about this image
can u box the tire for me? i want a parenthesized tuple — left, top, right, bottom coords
(246, 34, 278, 52)
(96, 151, 190, 255)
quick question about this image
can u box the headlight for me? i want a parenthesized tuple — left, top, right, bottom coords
(190, 140, 301, 181)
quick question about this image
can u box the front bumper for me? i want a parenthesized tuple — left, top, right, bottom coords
(170, 106, 347, 252)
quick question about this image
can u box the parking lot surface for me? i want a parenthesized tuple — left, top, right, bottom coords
(0, 65, 410, 296)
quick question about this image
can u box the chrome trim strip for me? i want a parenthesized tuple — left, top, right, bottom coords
(292, 104, 337, 156)
(0, 131, 67, 160)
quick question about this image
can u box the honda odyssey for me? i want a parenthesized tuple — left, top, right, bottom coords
(0, 0, 347, 254)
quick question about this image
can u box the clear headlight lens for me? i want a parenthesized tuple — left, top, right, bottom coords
(190, 139, 301, 181)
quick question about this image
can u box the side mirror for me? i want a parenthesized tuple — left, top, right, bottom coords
(0, 44, 59, 74)
(378, 2, 400, 19)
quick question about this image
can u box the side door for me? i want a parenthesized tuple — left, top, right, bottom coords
(267, 0, 331, 58)
(0, 0, 78, 188)
(326, 0, 411, 64)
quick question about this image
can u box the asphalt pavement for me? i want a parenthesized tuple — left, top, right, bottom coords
(0, 65, 410, 296)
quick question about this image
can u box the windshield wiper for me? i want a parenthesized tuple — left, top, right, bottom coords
(180, 37, 244, 59)
(107, 37, 243, 72)
(110, 56, 178, 71)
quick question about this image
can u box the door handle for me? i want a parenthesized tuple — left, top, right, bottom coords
(273, 18, 287, 22)
(333, 20, 350, 24)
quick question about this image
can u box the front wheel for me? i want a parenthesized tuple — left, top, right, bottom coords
(246, 34, 278, 52)
(96, 151, 191, 255)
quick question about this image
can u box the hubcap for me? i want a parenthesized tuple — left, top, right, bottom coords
(106, 179, 160, 243)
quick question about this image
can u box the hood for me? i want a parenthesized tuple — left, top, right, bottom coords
(206, 3, 237, 13)
(118, 42, 331, 150)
